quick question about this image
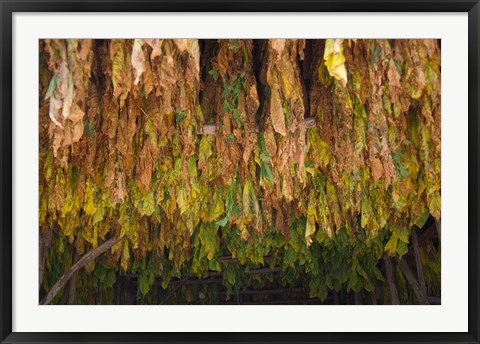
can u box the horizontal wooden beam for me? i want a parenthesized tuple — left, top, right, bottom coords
(219, 287, 307, 296)
(198, 116, 317, 135)
(218, 255, 272, 263)
(122, 267, 281, 287)
(220, 297, 330, 305)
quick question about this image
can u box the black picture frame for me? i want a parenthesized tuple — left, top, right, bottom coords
(1, 1, 479, 343)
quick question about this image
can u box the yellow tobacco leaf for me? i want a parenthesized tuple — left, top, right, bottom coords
(305, 189, 318, 246)
(242, 179, 254, 223)
(208, 189, 225, 222)
(280, 67, 295, 99)
(428, 192, 441, 220)
(240, 178, 261, 229)
(140, 191, 155, 217)
(84, 180, 97, 216)
(198, 135, 213, 172)
(92, 205, 105, 225)
(384, 234, 398, 256)
(110, 39, 130, 107)
(323, 39, 348, 87)
(305, 220, 316, 247)
(177, 188, 190, 216)
(308, 128, 330, 168)
(60, 195, 73, 218)
(121, 240, 130, 271)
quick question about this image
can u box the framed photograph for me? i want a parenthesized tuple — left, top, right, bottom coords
(1, 1, 478, 343)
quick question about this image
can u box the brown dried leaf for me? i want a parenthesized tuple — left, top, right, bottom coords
(131, 39, 146, 85)
(387, 59, 402, 103)
(270, 88, 286, 136)
(372, 157, 383, 181)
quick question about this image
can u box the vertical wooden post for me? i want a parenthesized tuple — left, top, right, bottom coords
(397, 257, 430, 305)
(125, 280, 136, 305)
(39, 236, 46, 291)
(116, 279, 122, 304)
(435, 219, 441, 242)
(39, 228, 52, 292)
(354, 291, 362, 305)
(411, 229, 427, 297)
(333, 291, 340, 305)
(68, 251, 80, 304)
(370, 289, 378, 305)
(383, 254, 400, 305)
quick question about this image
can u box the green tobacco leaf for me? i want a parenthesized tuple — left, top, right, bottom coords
(372, 265, 385, 282)
(208, 68, 219, 81)
(396, 241, 409, 257)
(199, 224, 218, 260)
(392, 151, 410, 178)
(223, 264, 236, 286)
(264, 164, 274, 184)
(230, 39, 238, 52)
(396, 227, 410, 244)
(215, 215, 228, 227)
(243, 45, 249, 64)
(384, 235, 398, 256)
(84, 119, 92, 138)
(45, 75, 59, 100)
(414, 211, 430, 229)
(92, 206, 105, 225)
(394, 60, 403, 75)
(283, 100, 290, 122)
(175, 109, 185, 125)
(232, 109, 242, 128)
(139, 270, 154, 296)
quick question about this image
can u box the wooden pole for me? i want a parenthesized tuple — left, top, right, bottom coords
(411, 229, 427, 297)
(40, 237, 123, 305)
(383, 254, 400, 305)
(333, 291, 340, 305)
(354, 292, 361, 305)
(67, 251, 80, 304)
(219, 287, 306, 297)
(370, 289, 378, 305)
(39, 235, 46, 291)
(221, 298, 330, 305)
(435, 219, 441, 242)
(39, 229, 52, 291)
(160, 278, 189, 305)
(396, 257, 430, 305)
